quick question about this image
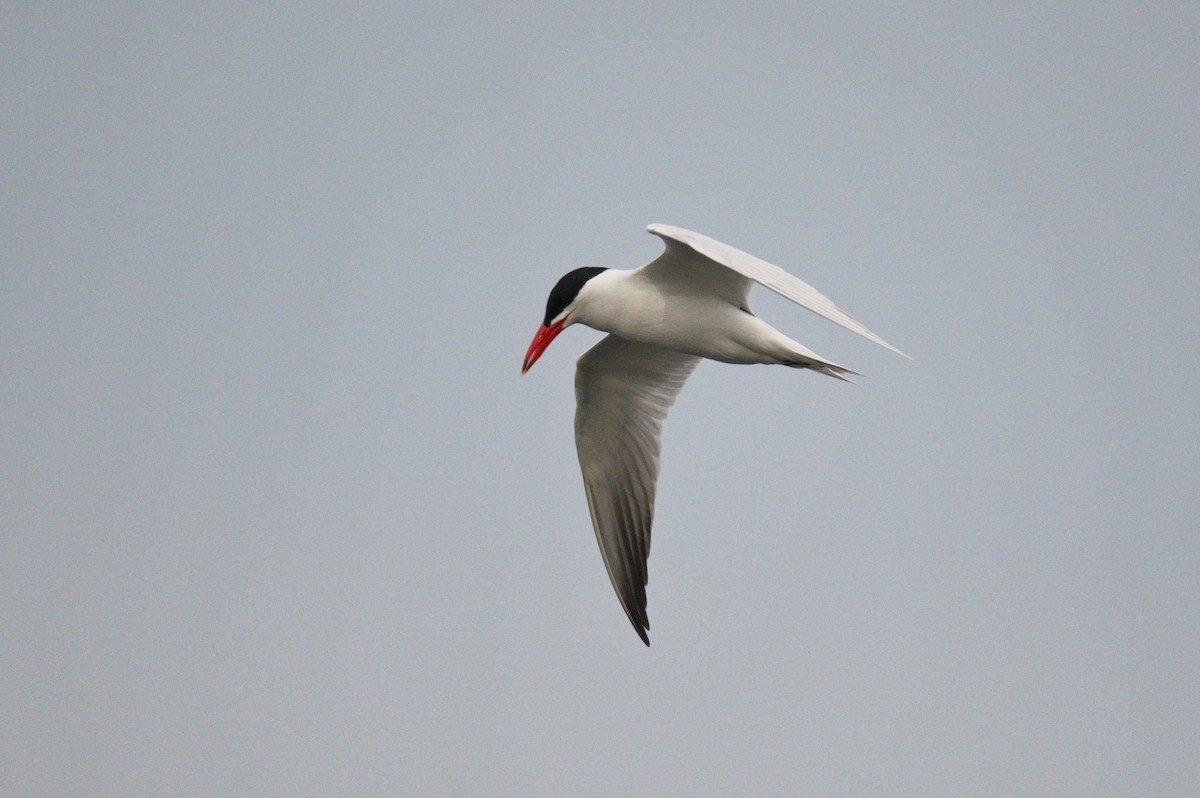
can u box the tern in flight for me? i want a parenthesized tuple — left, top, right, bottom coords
(522, 224, 907, 644)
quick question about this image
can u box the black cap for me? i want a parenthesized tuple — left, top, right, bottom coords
(543, 267, 606, 326)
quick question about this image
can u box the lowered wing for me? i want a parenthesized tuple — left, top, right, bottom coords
(574, 334, 700, 645)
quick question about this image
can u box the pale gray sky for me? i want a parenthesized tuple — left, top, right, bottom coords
(3, 3, 1198, 796)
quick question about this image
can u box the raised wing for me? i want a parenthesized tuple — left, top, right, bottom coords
(646, 224, 909, 358)
(574, 335, 700, 645)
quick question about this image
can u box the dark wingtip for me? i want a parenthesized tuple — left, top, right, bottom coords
(634, 613, 650, 646)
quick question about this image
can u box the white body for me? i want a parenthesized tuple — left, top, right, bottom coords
(573, 266, 840, 368)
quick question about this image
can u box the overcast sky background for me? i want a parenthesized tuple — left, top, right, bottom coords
(3, 4, 1198, 796)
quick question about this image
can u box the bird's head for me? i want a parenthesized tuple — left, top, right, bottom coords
(521, 267, 607, 374)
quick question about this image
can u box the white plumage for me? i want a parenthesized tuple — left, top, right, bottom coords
(522, 225, 907, 644)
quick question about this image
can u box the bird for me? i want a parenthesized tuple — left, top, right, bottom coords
(521, 224, 907, 645)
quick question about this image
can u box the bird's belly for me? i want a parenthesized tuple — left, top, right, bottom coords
(584, 280, 791, 364)
(629, 301, 783, 365)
